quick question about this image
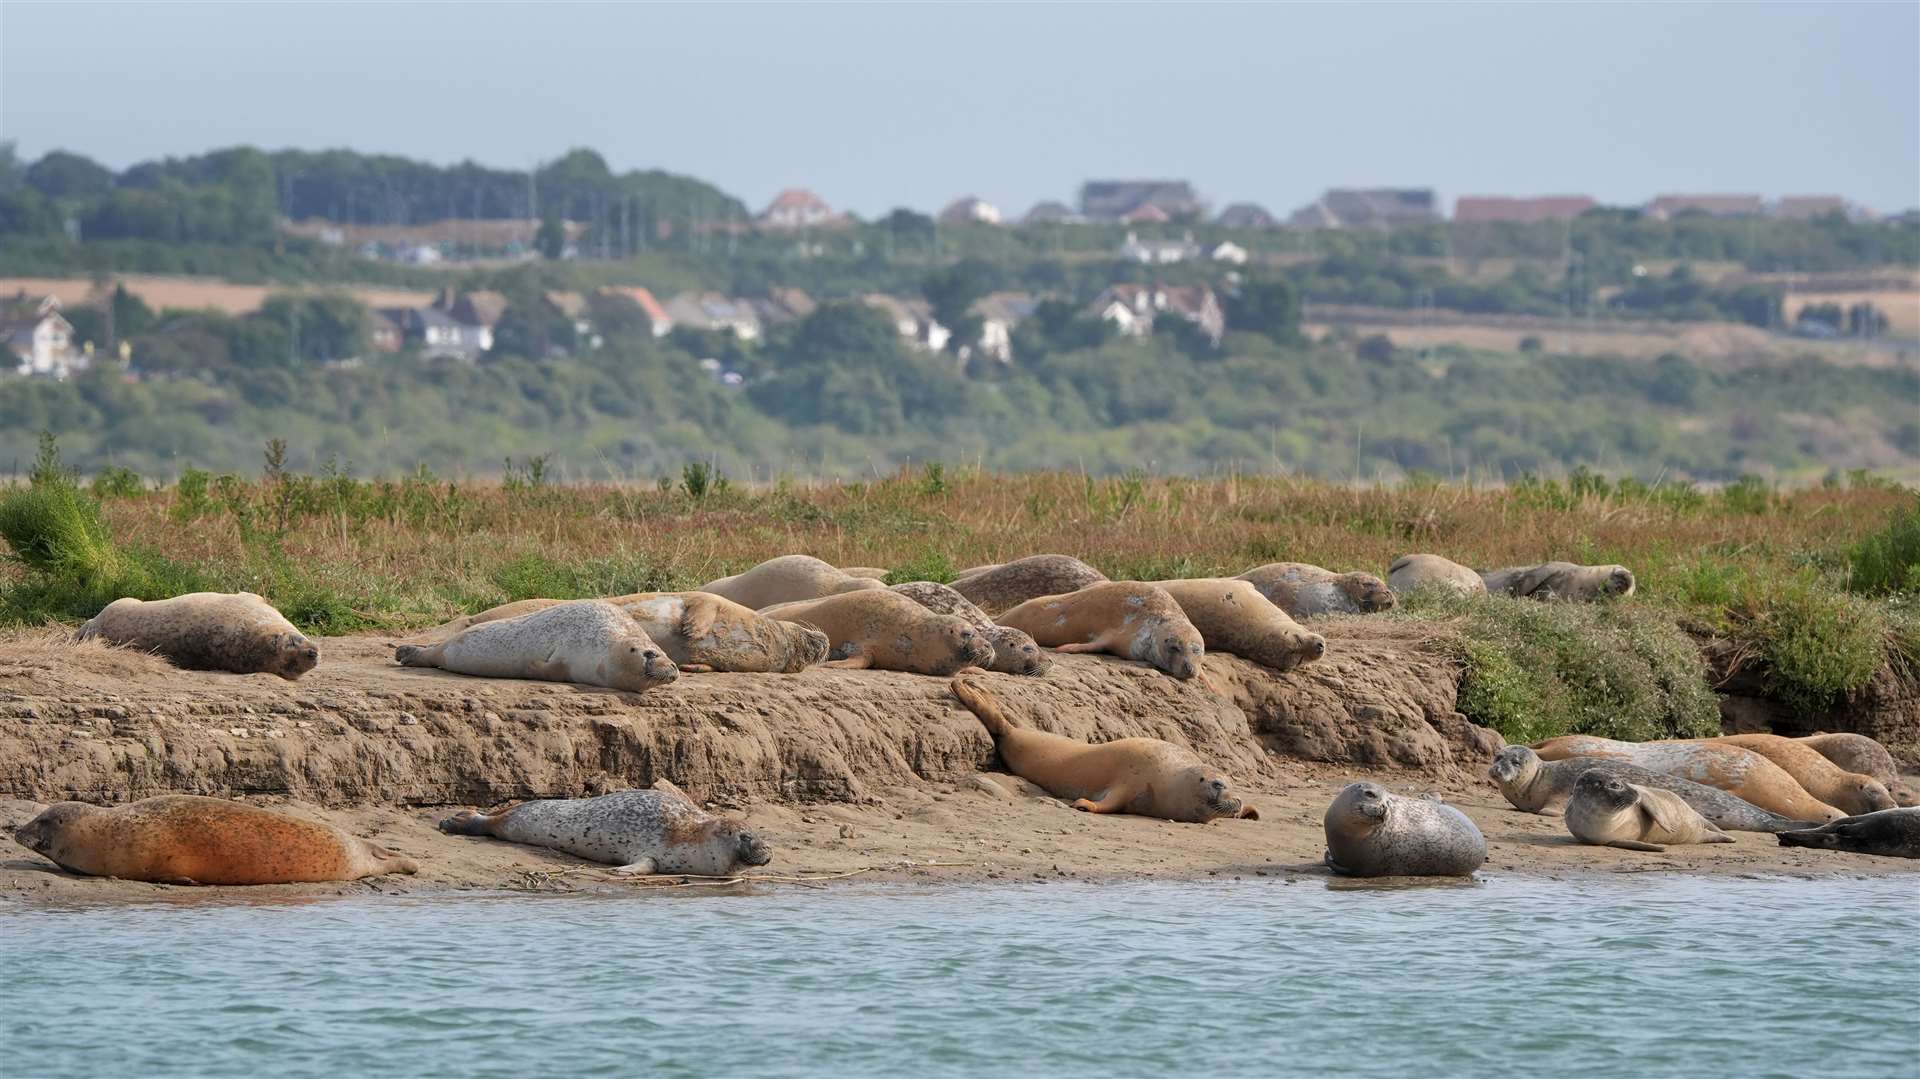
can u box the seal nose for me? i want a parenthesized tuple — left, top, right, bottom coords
(1310, 637, 1326, 657)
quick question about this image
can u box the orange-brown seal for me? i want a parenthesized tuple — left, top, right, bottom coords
(996, 581, 1206, 680)
(1387, 554, 1487, 598)
(950, 555, 1108, 617)
(417, 592, 828, 674)
(1795, 733, 1916, 807)
(698, 555, 884, 610)
(1532, 735, 1845, 823)
(760, 589, 993, 674)
(1136, 578, 1327, 673)
(950, 677, 1254, 822)
(1481, 562, 1636, 601)
(1708, 734, 1897, 816)
(78, 591, 319, 680)
(1238, 562, 1395, 618)
(12, 796, 418, 885)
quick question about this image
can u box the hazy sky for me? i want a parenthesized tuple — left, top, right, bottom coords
(3, 2, 1916, 217)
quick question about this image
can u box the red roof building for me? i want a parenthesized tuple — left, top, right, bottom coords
(1453, 195, 1598, 223)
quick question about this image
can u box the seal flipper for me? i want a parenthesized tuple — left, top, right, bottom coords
(394, 642, 441, 667)
(1605, 839, 1667, 852)
(1070, 789, 1129, 814)
(680, 596, 720, 643)
(611, 858, 658, 876)
(437, 809, 496, 836)
(1050, 641, 1107, 654)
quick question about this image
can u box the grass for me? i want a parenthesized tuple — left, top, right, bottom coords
(2, 453, 1915, 728)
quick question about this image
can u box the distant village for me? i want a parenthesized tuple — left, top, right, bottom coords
(2, 179, 1894, 381)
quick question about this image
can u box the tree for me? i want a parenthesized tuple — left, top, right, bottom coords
(536, 204, 566, 260)
(24, 150, 115, 200)
(257, 293, 371, 363)
(921, 259, 996, 355)
(0, 188, 62, 236)
(1227, 277, 1302, 343)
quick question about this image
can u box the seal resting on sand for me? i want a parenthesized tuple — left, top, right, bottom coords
(394, 600, 677, 692)
(950, 677, 1254, 822)
(1480, 561, 1636, 602)
(1564, 771, 1735, 851)
(12, 796, 417, 885)
(996, 581, 1206, 680)
(890, 581, 1051, 676)
(1387, 554, 1487, 598)
(439, 787, 771, 875)
(422, 592, 828, 674)
(1795, 733, 1917, 807)
(1322, 782, 1486, 877)
(698, 555, 884, 610)
(950, 555, 1108, 617)
(1488, 746, 1809, 832)
(839, 566, 890, 581)
(1707, 734, 1896, 816)
(1133, 578, 1327, 673)
(1532, 735, 1845, 824)
(1777, 808, 1920, 860)
(1236, 562, 1396, 618)
(760, 589, 992, 674)
(78, 591, 319, 680)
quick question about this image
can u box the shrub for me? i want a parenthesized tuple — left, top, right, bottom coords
(1847, 495, 1920, 595)
(90, 466, 145, 499)
(1727, 571, 1886, 713)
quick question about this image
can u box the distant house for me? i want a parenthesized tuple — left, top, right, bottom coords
(747, 287, 817, 328)
(1091, 284, 1157, 338)
(1645, 194, 1765, 220)
(1087, 283, 1225, 345)
(1120, 230, 1199, 264)
(862, 294, 950, 352)
(1216, 203, 1278, 230)
(544, 291, 594, 339)
(1453, 195, 1598, 224)
(1155, 285, 1226, 345)
(664, 291, 763, 341)
(1120, 203, 1172, 225)
(758, 188, 839, 230)
(1773, 195, 1857, 221)
(367, 309, 405, 354)
(600, 286, 673, 336)
(389, 305, 490, 361)
(939, 196, 1003, 226)
(1290, 188, 1440, 230)
(1211, 241, 1250, 265)
(0, 292, 83, 379)
(1079, 180, 1203, 222)
(1022, 200, 1081, 225)
(431, 288, 507, 333)
(969, 291, 1039, 363)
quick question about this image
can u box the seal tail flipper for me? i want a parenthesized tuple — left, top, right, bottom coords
(611, 858, 658, 876)
(950, 676, 1015, 737)
(394, 643, 440, 667)
(1050, 641, 1106, 654)
(1236, 805, 1261, 820)
(366, 846, 420, 875)
(437, 810, 495, 836)
(1777, 826, 1843, 850)
(1605, 840, 1668, 852)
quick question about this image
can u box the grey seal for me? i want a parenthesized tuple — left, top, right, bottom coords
(1489, 746, 1811, 833)
(438, 788, 772, 875)
(78, 591, 320, 680)
(949, 554, 1108, 617)
(394, 600, 677, 693)
(1323, 782, 1486, 877)
(1776, 807, 1920, 860)
(698, 555, 884, 610)
(1236, 562, 1395, 618)
(1564, 771, 1735, 851)
(1480, 562, 1636, 601)
(890, 581, 1051, 676)
(1387, 554, 1487, 598)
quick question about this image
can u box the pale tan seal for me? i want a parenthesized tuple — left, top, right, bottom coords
(1532, 735, 1845, 823)
(420, 592, 828, 673)
(394, 600, 677, 692)
(1707, 734, 1896, 816)
(950, 555, 1108, 616)
(1564, 770, 1734, 851)
(1480, 561, 1636, 601)
(12, 796, 418, 885)
(951, 677, 1254, 822)
(1778, 807, 1920, 859)
(1795, 733, 1916, 807)
(1131, 578, 1326, 673)
(890, 581, 1051, 676)
(996, 581, 1206, 680)
(698, 555, 884, 610)
(1387, 554, 1488, 598)
(77, 591, 319, 680)
(1322, 782, 1486, 877)
(1488, 746, 1809, 832)
(439, 786, 770, 875)
(759, 589, 993, 674)
(839, 566, 891, 581)
(1237, 562, 1396, 618)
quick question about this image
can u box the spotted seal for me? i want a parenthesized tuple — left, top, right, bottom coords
(1322, 782, 1486, 877)
(1137, 577, 1327, 673)
(1236, 562, 1396, 618)
(439, 787, 771, 875)
(1479, 562, 1636, 602)
(950, 555, 1108, 617)
(77, 591, 319, 680)
(394, 600, 677, 692)
(1488, 746, 1808, 832)
(760, 589, 993, 674)
(890, 581, 1051, 676)
(423, 592, 829, 673)
(1564, 771, 1735, 851)
(996, 581, 1206, 680)
(1532, 735, 1845, 823)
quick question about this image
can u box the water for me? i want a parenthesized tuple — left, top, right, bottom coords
(3, 875, 1917, 1078)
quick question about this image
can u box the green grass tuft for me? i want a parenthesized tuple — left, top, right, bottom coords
(1847, 494, 1920, 595)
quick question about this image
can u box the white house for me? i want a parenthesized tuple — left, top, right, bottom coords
(1, 292, 86, 379)
(969, 292, 1039, 363)
(758, 189, 838, 230)
(1119, 230, 1200, 265)
(664, 292, 763, 341)
(862, 294, 950, 353)
(1211, 241, 1249, 265)
(939, 196, 1003, 226)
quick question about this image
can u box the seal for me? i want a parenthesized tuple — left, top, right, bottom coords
(1480, 562, 1636, 602)
(1707, 733, 1897, 816)
(759, 589, 993, 674)
(950, 555, 1109, 617)
(1322, 782, 1486, 877)
(950, 676, 1255, 822)
(698, 555, 885, 610)
(77, 591, 319, 680)
(1777, 807, 1920, 859)
(1135, 578, 1327, 673)
(1488, 746, 1810, 832)
(995, 581, 1206, 680)
(1564, 770, 1735, 851)
(1386, 554, 1488, 598)
(839, 566, 891, 581)
(1794, 733, 1917, 807)
(1237, 562, 1396, 618)
(439, 787, 771, 875)
(12, 796, 418, 885)
(423, 593, 829, 674)
(394, 600, 677, 692)
(890, 581, 1051, 676)
(1531, 735, 1846, 823)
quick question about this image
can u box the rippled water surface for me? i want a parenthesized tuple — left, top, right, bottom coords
(4, 875, 1917, 1078)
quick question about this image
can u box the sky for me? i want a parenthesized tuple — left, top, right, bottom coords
(2, 1, 1916, 218)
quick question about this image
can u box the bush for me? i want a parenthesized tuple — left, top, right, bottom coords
(1848, 495, 1920, 595)
(90, 466, 145, 499)
(1728, 571, 1887, 713)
